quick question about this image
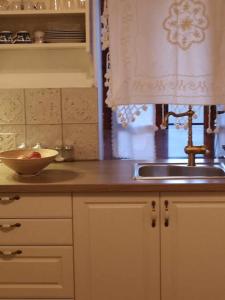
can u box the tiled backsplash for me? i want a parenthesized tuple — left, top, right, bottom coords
(0, 88, 99, 160)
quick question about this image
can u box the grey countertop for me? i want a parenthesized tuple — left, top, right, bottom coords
(1, 159, 225, 193)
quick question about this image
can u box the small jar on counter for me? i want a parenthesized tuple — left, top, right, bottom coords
(62, 145, 74, 162)
(54, 145, 74, 162)
(17, 142, 26, 149)
(54, 145, 64, 162)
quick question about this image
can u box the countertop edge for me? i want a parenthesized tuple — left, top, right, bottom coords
(2, 182, 225, 193)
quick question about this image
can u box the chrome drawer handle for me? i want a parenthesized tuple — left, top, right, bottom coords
(0, 195, 20, 203)
(0, 223, 21, 230)
(0, 250, 22, 257)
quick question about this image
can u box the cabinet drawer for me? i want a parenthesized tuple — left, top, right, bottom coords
(0, 219, 72, 245)
(0, 193, 72, 218)
(0, 246, 74, 299)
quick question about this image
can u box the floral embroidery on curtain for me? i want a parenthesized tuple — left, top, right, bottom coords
(163, 0, 209, 50)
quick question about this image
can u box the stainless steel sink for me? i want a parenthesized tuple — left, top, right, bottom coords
(133, 163, 225, 180)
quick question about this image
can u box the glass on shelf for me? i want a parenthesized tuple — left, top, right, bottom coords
(62, 0, 75, 10)
(9, 0, 22, 10)
(23, 0, 35, 10)
(77, 0, 85, 8)
(35, 1, 46, 9)
(49, 0, 61, 10)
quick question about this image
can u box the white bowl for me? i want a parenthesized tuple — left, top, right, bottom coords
(0, 149, 58, 176)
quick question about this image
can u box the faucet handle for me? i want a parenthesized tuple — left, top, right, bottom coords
(185, 145, 209, 155)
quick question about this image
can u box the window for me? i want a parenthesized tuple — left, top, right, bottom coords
(109, 104, 215, 160)
(100, 0, 216, 160)
(112, 105, 156, 160)
(168, 105, 204, 158)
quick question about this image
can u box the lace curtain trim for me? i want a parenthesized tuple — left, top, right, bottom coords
(101, 0, 151, 127)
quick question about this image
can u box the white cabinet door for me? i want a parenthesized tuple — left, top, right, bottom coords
(73, 192, 160, 300)
(161, 192, 225, 300)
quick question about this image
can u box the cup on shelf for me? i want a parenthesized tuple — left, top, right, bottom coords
(13, 31, 32, 44)
(49, 0, 61, 10)
(62, 0, 75, 10)
(0, 31, 13, 44)
(34, 30, 45, 43)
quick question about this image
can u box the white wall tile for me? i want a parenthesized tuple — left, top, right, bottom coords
(62, 88, 98, 123)
(0, 87, 100, 160)
(25, 88, 61, 124)
(63, 124, 99, 160)
(0, 89, 25, 124)
(26, 125, 62, 148)
(0, 133, 16, 152)
(0, 125, 26, 147)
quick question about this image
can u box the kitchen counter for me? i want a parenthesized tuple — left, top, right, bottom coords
(1, 160, 225, 192)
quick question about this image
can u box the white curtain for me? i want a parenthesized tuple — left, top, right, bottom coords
(112, 105, 156, 159)
(107, 0, 225, 110)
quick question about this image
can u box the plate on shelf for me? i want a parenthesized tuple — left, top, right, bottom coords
(14, 41, 32, 44)
(44, 29, 85, 43)
(45, 38, 85, 43)
(45, 35, 85, 38)
(45, 30, 85, 34)
(45, 29, 83, 32)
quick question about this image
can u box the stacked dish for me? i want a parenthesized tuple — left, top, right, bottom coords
(44, 30, 85, 43)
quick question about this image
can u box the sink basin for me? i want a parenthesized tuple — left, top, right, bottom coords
(133, 163, 225, 180)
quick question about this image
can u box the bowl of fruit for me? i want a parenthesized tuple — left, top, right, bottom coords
(0, 149, 58, 176)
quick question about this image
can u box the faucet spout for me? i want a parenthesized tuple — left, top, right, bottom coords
(162, 105, 209, 166)
(162, 108, 194, 128)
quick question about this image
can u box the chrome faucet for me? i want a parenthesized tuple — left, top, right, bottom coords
(162, 105, 209, 166)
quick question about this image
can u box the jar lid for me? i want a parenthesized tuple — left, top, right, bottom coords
(63, 144, 74, 150)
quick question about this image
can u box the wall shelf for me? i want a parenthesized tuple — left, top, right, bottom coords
(0, 72, 94, 89)
(0, 43, 86, 50)
(0, 9, 86, 16)
(0, 1, 92, 88)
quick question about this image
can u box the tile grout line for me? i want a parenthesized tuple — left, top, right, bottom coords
(23, 89, 27, 147)
(60, 88, 64, 146)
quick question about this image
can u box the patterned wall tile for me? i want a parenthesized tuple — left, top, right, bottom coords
(0, 89, 25, 124)
(0, 87, 100, 160)
(63, 124, 99, 160)
(25, 89, 61, 124)
(62, 88, 98, 124)
(26, 125, 62, 148)
(0, 133, 16, 152)
(0, 125, 26, 147)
